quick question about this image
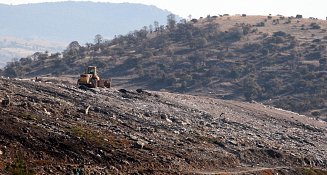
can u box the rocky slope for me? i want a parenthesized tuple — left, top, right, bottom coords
(1, 77, 327, 174)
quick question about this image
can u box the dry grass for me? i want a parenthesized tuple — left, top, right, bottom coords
(196, 15, 327, 42)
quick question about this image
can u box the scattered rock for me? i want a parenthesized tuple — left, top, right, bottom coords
(85, 105, 91, 115)
(166, 118, 172, 123)
(214, 141, 226, 148)
(109, 166, 120, 174)
(160, 113, 168, 120)
(135, 140, 147, 149)
(136, 89, 152, 96)
(256, 143, 265, 148)
(1, 95, 10, 107)
(118, 89, 128, 94)
(228, 140, 238, 146)
(265, 149, 283, 158)
(44, 108, 51, 115)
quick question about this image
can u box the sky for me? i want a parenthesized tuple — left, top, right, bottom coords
(0, 0, 326, 19)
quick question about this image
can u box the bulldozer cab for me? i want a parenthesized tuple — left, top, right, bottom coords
(86, 66, 96, 75)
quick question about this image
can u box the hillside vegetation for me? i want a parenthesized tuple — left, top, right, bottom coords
(3, 15, 327, 118)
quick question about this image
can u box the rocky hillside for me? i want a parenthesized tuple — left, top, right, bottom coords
(2, 15, 327, 119)
(1, 77, 327, 174)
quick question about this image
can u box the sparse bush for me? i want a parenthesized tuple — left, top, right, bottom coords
(273, 31, 287, 37)
(311, 111, 320, 116)
(261, 48, 269, 55)
(284, 19, 291, 24)
(256, 22, 265, 27)
(310, 22, 321, 29)
(312, 39, 321, 43)
(242, 43, 262, 52)
(220, 27, 243, 42)
(272, 19, 279, 25)
(305, 52, 321, 60)
(190, 37, 208, 49)
(229, 68, 241, 79)
(191, 19, 198, 23)
(242, 76, 262, 101)
(143, 51, 154, 57)
(242, 25, 251, 35)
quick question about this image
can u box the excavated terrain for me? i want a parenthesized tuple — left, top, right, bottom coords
(1, 77, 327, 174)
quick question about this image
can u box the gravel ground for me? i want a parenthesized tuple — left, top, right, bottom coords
(1, 77, 327, 174)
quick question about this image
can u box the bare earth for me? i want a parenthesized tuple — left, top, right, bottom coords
(1, 77, 327, 174)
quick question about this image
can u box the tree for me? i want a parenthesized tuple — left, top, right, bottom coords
(64, 41, 81, 58)
(85, 43, 93, 50)
(154, 21, 159, 32)
(191, 37, 207, 49)
(222, 27, 243, 42)
(149, 24, 153, 33)
(167, 14, 176, 30)
(310, 22, 321, 29)
(242, 77, 262, 101)
(94, 34, 103, 45)
(4, 66, 17, 78)
(134, 28, 148, 40)
(188, 14, 192, 21)
(67, 41, 81, 51)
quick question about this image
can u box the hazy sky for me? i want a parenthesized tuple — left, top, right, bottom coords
(0, 0, 326, 19)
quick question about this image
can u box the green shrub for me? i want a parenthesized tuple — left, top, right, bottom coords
(303, 167, 327, 175)
(6, 154, 34, 175)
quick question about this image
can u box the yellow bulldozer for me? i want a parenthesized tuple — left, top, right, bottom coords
(77, 66, 111, 88)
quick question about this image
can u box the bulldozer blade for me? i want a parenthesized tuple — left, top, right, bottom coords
(98, 80, 105, 88)
(104, 80, 111, 88)
(98, 80, 111, 88)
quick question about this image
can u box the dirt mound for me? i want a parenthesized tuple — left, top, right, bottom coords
(1, 77, 327, 174)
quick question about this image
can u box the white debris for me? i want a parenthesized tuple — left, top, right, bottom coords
(44, 108, 51, 115)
